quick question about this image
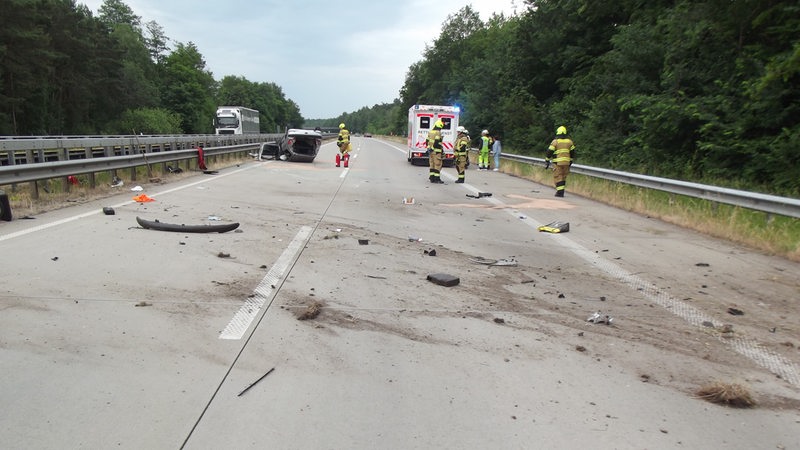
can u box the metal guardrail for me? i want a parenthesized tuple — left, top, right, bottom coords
(0, 133, 282, 165)
(501, 153, 800, 219)
(0, 136, 797, 219)
(0, 144, 259, 185)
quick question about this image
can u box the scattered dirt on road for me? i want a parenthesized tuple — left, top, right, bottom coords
(284, 222, 800, 411)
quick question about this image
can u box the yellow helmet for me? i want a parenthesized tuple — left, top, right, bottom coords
(339, 123, 346, 129)
(556, 126, 567, 135)
(434, 119, 444, 129)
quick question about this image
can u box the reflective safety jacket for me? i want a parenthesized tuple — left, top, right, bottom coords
(454, 134, 470, 155)
(337, 128, 350, 146)
(427, 129, 443, 152)
(546, 137, 575, 165)
(480, 135, 491, 153)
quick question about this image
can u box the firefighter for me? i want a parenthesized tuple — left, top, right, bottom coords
(478, 130, 492, 170)
(453, 126, 470, 183)
(336, 123, 351, 167)
(427, 119, 445, 183)
(545, 125, 576, 197)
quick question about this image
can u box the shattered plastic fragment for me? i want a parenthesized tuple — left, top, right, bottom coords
(491, 258, 517, 266)
(587, 311, 613, 325)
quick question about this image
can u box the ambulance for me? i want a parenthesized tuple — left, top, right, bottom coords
(407, 104, 460, 166)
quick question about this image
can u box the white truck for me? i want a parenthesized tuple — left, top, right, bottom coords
(407, 104, 460, 166)
(214, 106, 260, 134)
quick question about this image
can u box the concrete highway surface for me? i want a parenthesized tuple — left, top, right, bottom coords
(1, 137, 798, 449)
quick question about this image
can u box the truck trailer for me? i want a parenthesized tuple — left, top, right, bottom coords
(407, 104, 459, 166)
(214, 106, 260, 134)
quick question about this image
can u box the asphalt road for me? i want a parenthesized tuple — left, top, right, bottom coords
(1, 137, 798, 449)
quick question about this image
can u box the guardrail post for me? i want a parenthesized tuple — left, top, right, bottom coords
(0, 189, 11, 221)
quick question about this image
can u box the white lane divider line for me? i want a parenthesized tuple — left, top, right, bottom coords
(0, 163, 262, 242)
(219, 225, 313, 340)
(485, 194, 800, 387)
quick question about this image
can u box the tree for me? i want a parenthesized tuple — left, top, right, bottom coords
(160, 42, 216, 133)
(108, 107, 182, 134)
(97, 0, 140, 32)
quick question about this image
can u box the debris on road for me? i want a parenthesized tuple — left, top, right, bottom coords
(403, 197, 415, 205)
(695, 381, 756, 408)
(587, 311, 613, 325)
(133, 194, 155, 202)
(136, 216, 240, 233)
(297, 301, 323, 320)
(424, 249, 437, 256)
(466, 192, 492, 198)
(238, 367, 275, 397)
(491, 258, 517, 266)
(427, 273, 460, 287)
(358, 239, 369, 245)
(102, 207, 115, 215)
(469, 256, 497, 265)
(135, 301, 152, 307)
(538, 221, 570, 233)
(727, 307, 744, 316)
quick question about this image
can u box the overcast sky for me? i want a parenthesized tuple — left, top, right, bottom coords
(80, 0, 522, 119)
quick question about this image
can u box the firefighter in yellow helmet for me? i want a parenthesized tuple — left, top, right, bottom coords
(336, 123, 351, 167)
(453, 126, 470, 183)
(427, 119, 445, 183)
(545, 125, 576, 197)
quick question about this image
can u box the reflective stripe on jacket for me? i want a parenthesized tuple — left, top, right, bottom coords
(480, 136, 491, 152)
(454, 135, 470, 154)
(548, 138, 574, 165)
(427, 129, 443, 152)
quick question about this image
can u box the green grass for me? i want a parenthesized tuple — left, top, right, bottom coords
(503, 160, 800, 262)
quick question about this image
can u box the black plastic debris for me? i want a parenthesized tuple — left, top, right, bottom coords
(727, 307, 744, 316)
(358, 239, 369, 245)
(427, 273, 460, 287)
(102, 207, 115, 215)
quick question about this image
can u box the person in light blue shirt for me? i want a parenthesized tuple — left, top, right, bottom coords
(492, 134, 502, 171)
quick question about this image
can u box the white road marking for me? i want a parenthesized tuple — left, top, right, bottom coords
(219, 225, 313, 340)
(0, 163, 263, 242)
(480, 193, 800, 386)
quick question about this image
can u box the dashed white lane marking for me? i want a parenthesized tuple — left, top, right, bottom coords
(219, 226, 313, 340)
(480, 192, 800, 387)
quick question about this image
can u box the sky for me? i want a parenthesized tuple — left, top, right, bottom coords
(80, 0, 523, 119)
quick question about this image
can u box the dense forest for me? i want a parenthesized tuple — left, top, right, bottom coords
(0, 0, 302, 135)
(2, 0, 797, 196)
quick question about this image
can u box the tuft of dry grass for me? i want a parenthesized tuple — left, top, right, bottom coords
(297, 301, 323, 320)
(694, 381, 756, 408)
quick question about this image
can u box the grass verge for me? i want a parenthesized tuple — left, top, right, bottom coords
(503, 160, 800, 262)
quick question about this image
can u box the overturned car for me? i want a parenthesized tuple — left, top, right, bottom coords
(257, 129, 322, 162)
